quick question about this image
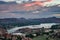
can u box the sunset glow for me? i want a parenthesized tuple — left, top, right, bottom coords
(24, 1, 44, 7)
(33, 1, 44, 6)
(24, 3, 32, 7)
(0, 0, 60, 18)
(24, 0, 53, 7)
(47, 0, 52, 2)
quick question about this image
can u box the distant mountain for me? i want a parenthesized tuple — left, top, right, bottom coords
(0, 17, 60, 25)
(0, 17, 60, 29)
(30, 17, 60, 23)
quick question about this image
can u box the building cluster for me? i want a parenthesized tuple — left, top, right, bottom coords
(0, 24, 60, 40)
(0, 27, 33, 40)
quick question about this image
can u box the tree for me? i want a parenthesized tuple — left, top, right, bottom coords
(41, 27, 45, 35)
(25, 34, 34, 38)
(50, 25, 60, 29)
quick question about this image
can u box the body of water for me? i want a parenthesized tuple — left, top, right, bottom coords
(7, 23, 59, 33)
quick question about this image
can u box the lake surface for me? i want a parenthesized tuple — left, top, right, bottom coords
(7, 23, 59, 33)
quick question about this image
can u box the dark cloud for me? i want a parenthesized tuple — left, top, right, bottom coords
(0, 1, 60, 18)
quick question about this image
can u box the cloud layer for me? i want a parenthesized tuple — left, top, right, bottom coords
(0, 0, 60, 18)
(1, 0, 60, 6)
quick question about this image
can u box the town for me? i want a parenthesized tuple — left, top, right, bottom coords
(0, 23, 60, 40)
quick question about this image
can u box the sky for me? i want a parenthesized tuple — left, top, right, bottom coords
(0, 0, 60, 5)
(0, 0, 60, 19)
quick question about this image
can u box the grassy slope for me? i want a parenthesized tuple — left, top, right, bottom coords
(33, 35, 54, 40)
(33, 36, 46, 40)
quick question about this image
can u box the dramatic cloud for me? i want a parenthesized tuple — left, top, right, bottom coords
(53, 14, 60, 17)
(0, 0, 60, 6)
(44, 0, 60, 6)
(0, 0, 60, 18)
(2, 0, 15, 2)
